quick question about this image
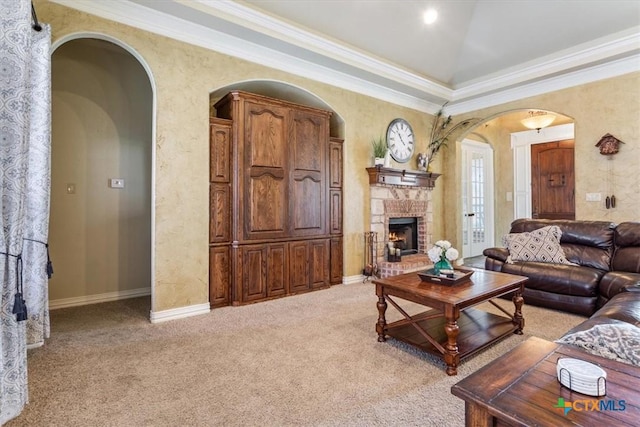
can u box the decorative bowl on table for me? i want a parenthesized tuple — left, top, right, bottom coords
(417, 267, 474, 286)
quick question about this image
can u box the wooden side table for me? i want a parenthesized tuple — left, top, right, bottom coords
(451, 336, 640, 426)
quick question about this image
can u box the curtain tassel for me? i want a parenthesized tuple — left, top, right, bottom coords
(46, 243, 53, 278)
(23, 238, 54, 278)
(11, 255, 28, 322)
(12, 294, 28, 322)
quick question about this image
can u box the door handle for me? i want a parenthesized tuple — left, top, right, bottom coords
(464, 213, 476, 217)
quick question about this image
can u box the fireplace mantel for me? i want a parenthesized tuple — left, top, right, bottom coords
(366, 166, 440, 189)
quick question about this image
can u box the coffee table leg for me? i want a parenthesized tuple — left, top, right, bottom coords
(376, 293, 387, 342)
(444, 306, 460, 376)
(512, 291, 524, 335)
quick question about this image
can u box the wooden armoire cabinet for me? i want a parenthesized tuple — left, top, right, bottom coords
(209, 91, 343, 307)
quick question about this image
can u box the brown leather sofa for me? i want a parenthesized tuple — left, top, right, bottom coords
(485, 218, 640, 366)
(483, 219, 640, 317)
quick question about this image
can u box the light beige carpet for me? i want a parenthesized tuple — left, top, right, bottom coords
(8, 282, 584, 427)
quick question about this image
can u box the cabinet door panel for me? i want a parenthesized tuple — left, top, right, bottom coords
(329, 138, 343, 188)
(246, 102, 288, 168)
(291, 112, 325, 170)
(330, 189, 342, 235)
(289, 242, 309, 292)
(209, 246, 230, 307)
(210, 184, 230, 243)
(310, 239, 330, 289)
(267, 244, 288, 297)
(248, 174, 286, 233)
(244, 102, 289, 239)
(291, 173, 322, 231)
(241, 246, 267, 302)
(210, 119, 231, 183)
(330, 237, 343, 285)
(290, 109, 329, 236)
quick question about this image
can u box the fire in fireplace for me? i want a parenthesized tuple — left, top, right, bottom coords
(388, 217, 418, 255)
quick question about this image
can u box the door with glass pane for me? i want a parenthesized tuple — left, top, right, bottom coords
(461, 140, 494, 258)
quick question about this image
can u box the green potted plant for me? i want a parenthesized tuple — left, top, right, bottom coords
(371, 136, 388, 166)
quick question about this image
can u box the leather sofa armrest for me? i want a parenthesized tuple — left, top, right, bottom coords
(599, 271, 640, 300)
(483, 247, 509, 262)
(483, 247, 508, 271)
(484, 257, 505, 271)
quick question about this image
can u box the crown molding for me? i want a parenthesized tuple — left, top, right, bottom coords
(50, 0, 639, 116)
(50, 0, 441, 113)
(453, 29, 640, 102)
(194, 0, 453, 100)
(446, 54, 640, 115)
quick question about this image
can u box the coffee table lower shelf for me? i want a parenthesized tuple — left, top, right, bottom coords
(386, 307, 519, 361)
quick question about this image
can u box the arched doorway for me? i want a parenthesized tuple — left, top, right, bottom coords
(49, 36, 154, 315)
(456, 110, 574, 256)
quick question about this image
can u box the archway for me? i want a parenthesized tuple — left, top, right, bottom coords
(210, 80, 345, 138)
(49, 35, 155, 316)
(454, 109, 575, 259)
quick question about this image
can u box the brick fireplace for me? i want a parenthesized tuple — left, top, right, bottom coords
(366, 167, 439, 278)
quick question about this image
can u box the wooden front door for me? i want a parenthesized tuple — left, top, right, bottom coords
(531, 140, 575, 219)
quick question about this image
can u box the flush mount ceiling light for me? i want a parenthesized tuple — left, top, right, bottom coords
(423, 8, 438, 25)
(521, 110, 556, 132)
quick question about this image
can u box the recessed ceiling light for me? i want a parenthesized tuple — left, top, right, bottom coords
(423, 8, 438, 25)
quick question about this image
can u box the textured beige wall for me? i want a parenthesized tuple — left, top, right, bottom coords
(40, 1, 638, 313)
(40, 1, 443, 312)
(50, 38, 152, 301)
(444, 73, 640, 248)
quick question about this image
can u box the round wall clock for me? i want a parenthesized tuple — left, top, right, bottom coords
(386, 118, 415, 163)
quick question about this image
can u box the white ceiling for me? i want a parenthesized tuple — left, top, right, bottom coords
(53, 0, 640, 114)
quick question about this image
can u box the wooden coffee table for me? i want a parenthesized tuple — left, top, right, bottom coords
(452, 336, 640, 426)
(374, 268, 527, 375)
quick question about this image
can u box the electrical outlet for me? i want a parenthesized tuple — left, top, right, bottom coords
(109, 178, 125, 189)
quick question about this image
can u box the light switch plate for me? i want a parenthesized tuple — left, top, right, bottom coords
(586, 192, 601, 202)
(109, 178, 125, 189)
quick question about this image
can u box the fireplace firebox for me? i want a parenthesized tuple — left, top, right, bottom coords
(388, 217, 418, 256)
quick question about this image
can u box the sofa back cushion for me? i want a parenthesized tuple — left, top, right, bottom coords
(612, 222, 640, 273)
(510, 219, 615, 271)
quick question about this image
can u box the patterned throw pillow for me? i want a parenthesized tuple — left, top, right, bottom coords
(503, 225, 574, 265)
(556, 323, 640, 366)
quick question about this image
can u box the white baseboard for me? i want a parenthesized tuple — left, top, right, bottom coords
(343, 274, 367, 285)
(150, 303, 210, 323)
(27, 341, 44, 350)
(49, 287, 151, 310)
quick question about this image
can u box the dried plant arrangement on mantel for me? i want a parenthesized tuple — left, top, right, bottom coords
(424, 102, 481, 169)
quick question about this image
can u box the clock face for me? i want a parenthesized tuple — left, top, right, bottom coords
(386, 118, 415, 163)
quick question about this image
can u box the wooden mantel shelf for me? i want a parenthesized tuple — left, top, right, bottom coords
(366, 166, 440, 189)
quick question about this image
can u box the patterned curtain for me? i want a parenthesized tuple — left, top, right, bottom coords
(0, 0, 51, 423)
(24, 10, 51, 349)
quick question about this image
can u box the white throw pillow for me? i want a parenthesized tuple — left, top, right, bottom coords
(503, 225, 574, 265)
